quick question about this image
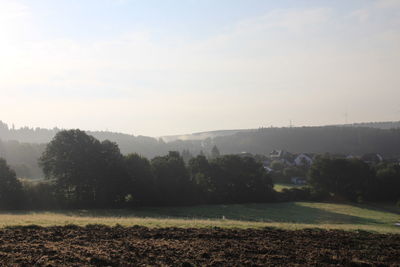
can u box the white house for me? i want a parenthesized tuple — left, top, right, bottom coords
(291, 177, 307, 185)
(361, 153, 384, 164)
(263, 166, 273, 173)
(294, 153, 313, 166)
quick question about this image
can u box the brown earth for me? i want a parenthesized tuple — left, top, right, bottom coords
(0, 225, 399, 266)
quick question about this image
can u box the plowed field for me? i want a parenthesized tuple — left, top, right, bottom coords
(0, 225, 399, 266)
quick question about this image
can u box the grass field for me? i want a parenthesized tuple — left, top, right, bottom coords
(0, 202, 399, 233)
(273, 183, 303, 192)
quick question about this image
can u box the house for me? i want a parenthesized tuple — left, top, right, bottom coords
(238, 151, 254, 158)
(294, 153, 313, 166)
(270, 150, 287, 159)
(263, 166, 273, 173)
(291, 177, 307, 185)
(269, 150, 294, 165)
(262, 159, 271, 166)
(262, 160, 273, 172)
(361, 153, 384, 164)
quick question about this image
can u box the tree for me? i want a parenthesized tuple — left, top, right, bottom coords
(189, 155, 212, 179)
(181, 149, 193, 164)
(308, 157, 373, 201)
(39, 130, 128, 207)
(125, 153, 155, 205)
(270, 160, 284, 171)
(367, 163, 400, 201)
(95, 140, 130, 207)
(211, 145, 220, 159)
(21, 179, 57, 209)
(210, 155, 274, 203)
(0, 158, 24, 209)
(188, 155, 214, 203)
(151, 151, 193, 205)
(40, 130, 101, 206)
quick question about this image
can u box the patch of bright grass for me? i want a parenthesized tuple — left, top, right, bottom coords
(0, 202, 399, 233)
(273, 183, 303, 192)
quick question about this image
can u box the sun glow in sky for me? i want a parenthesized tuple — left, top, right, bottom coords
(0, 0, 399, 136)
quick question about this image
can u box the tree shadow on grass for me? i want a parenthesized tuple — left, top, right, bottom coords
(352, 202, 400, 215)
(42, 202, 387, 226)
(0, 202, 389, 226)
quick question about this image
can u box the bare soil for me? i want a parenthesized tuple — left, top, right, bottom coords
(0, 225, 399, 266)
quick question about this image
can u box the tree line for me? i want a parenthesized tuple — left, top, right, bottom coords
(307, 156, 400, 202)
(0, 129, 399, 210)
(1, 130, 274, 209)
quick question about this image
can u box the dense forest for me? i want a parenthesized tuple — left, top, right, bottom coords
(340, 121, 400, 130)
(1, 120, 400, 179)
(213, 126, 400, 156)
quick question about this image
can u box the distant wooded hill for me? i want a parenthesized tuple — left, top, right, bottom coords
(161, 129, 254, 142)
(161, 121, 400, 142)
(336, 121, 400, 130)
(1, 120, 400, 178)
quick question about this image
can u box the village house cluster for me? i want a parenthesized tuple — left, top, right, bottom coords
(238, 150, 388, 185)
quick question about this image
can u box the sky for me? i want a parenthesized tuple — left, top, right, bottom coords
(0, 0, 399, 136)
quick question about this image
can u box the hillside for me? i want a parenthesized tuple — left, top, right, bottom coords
(338, 121, 400, 130)
(2, 120, 400, 179)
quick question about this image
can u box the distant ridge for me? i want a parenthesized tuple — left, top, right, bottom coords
(1, 120, 400, 144)
(336, 121, 400, 130)
(162, 121, 400, 142)
(161, 129, 255, 142)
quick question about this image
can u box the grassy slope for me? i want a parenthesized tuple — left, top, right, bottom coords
(0, 202, 399, 233)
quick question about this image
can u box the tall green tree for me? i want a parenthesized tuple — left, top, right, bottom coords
(151, 151, 193, 205)
(188, 155, 214, 203)
(95, 140, 130, 207)
(181, 149, 193, 164)
(368, 163, 400, 201)
(308, 157, 374, 201)
(189, 154, 276, 204)
(211, 145, 220, 159)
(40, 130, 101, 206)
(211, 155, 274, 203)
(0, 158, 24, 209)
(39, 130, 128, 207)
(125, 153, 155, 205)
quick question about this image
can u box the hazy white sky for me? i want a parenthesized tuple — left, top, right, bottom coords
(0, 0, 399, 136)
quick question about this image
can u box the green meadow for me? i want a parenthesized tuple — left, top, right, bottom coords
(1, 202, 399, 234)
(273, 183, 303, 192)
